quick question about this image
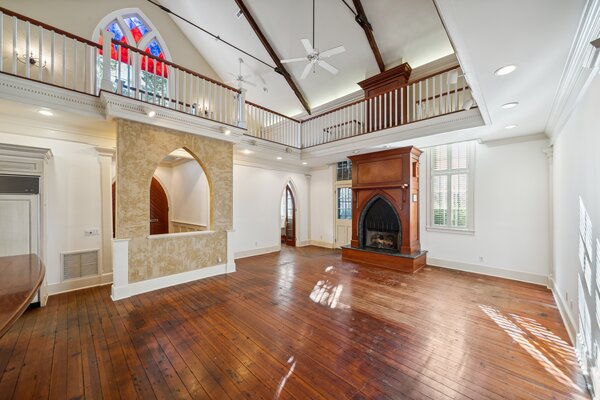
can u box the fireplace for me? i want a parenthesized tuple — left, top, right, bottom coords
(341, 146, 427, 273)
(361, 197, 400, 251)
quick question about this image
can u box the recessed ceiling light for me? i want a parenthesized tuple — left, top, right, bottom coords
(276, 156, 282, 160)
(494, 65, 517, 76)
(38, 109, 53, 116)
(221, 126, 231, 135)
(352, 150, 360, 154)
(302, 161, 308, 165)
(242, 149, 253, 155)
(505, 124, 518, 129)
(501, 102, 519, 109)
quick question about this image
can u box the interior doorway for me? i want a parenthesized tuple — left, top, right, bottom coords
(335, 185, 352, 248)
(281, 184, 295, 246)
(112, 177, 170, 236)
(149, 177, 169, 235)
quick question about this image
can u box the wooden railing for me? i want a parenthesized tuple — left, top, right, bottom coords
(245, 101, 301, 148)
(301, 66, 473, 148)
(106, 38, 243, 127)
(0, 7, 474, 149)
(0, 7, 101, 95)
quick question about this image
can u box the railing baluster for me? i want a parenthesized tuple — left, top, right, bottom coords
(25, 21, 30, 78)
(182, 71, 186, 111)
(400, 86, 404, 125)
(0, 12, 3, 72)
(38, 26, 43, 81)
(461, 72, 466, 110)
(12, 16, 17, 74)
(73, 39, 77, 91)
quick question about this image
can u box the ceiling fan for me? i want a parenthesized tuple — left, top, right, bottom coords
(225, 58, 257, 89)
(280, 0, 346, 79)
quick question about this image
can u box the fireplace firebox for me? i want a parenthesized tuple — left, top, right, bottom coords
(341, 146, 427, 273)
(361, 197, 400, 251)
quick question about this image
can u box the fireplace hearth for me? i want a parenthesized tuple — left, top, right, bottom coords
(341, 146, 427, 273)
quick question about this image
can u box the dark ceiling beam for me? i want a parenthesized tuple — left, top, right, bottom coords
(234, 0, 311, 115)
(351, 0, 385, 73)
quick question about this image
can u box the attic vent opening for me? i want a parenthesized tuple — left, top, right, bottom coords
(62, 250, 99, 281)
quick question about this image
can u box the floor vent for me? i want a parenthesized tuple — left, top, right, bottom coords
(62, 250, 99, 281)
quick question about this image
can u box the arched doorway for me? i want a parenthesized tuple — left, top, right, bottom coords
(281, 185, 295, 246)
(112, 177, 170, 237)
(149, 177, 169, 235)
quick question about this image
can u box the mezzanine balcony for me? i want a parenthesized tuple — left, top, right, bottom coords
(0, 7, 481, 152)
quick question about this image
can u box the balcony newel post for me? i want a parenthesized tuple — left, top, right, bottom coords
(236, 88, 247, 129)
(100, 30, 114, 92)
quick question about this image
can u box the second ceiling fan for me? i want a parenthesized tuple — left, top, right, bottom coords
(280, 0, 346, 79)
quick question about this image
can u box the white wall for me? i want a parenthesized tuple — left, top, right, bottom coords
(420, 139, 550, 284)
(233, 163, 310, 258)
(1, 0, 219, 80)
(552, 75, 600, 340)
(154, 160, 210, 227)
(310, 166, 335, 247)
(0, 132, 105, 290)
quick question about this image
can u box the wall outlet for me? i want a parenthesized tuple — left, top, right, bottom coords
(84, 228, 100, 236)
(478, 256, 484, 262)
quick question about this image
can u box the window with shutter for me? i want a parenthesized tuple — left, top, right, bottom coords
(427, 141, 475, 233)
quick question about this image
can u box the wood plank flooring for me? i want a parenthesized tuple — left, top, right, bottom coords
(0, 246, 590, 399)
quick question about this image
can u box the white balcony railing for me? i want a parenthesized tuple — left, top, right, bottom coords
(301, 67, 473, 148)
(0, 7, 474, 150)
(245, 101, 301, 148)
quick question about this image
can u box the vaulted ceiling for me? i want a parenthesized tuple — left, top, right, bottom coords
(157, 0, 454, 117)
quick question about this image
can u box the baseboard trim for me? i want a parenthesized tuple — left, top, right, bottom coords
(48, 272, 113, 296)
(427, 258, 548, 285)
(111, 264, 229, 301)
(309, 240, 335, 249)
(234, 245, 281, 259)
(548, 277, 576, 344)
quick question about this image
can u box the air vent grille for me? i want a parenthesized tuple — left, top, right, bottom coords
(62, 250, 99, 281)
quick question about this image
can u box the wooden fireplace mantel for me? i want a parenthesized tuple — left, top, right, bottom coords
(342, 146, 426, 273)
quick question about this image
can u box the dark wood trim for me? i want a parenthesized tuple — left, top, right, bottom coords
(114, 41, 241, 93)
(0, 254, 45, 339)
(246, 101, 301, 123)
(351, 0, 385, 73)
(234, 0, 311, 115)
(0, 7, 101, 49)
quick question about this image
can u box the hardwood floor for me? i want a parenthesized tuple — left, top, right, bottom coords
(0, 246, 590, 399)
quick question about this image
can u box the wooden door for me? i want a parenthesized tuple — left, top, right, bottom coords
(281, 186, 295, 246)
(150, 177, 169, 235)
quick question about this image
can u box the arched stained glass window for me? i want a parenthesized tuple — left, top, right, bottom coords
(94, 9, 170, 100)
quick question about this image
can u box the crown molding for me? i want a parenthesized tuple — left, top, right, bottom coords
(546, 0, 600, 141)
(0, 143, 53, 160)
(478, 133, 549, 147)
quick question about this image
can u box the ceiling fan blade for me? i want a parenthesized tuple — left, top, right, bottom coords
(317, 60, 338, 75)
(301, 38, 314, 54)
(281, 57, 306, 64)
(300, 62, 313, 79)
(242, 80, 257, 87)
(320, 46, 346, 58)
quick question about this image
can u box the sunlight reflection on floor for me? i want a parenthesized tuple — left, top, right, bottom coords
(310, 280, 344, 309)
(274, 356, 296, 400)
(479, 305, 583, 392)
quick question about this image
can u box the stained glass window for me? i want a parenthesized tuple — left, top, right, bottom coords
(123, 16, 149, 43)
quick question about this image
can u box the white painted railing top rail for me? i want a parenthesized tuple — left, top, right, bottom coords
(301, 66, 473, 148)
(245, 101, 301, 149)
(0, 7, 101, 95)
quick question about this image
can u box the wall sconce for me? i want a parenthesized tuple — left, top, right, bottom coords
(16, 51, 47, 69)
(588, 38, 600, 69)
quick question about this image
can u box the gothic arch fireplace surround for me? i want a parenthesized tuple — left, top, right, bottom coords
(342, 146, 427, 273)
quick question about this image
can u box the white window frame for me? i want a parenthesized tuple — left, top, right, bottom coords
(426, 141, 475, 234)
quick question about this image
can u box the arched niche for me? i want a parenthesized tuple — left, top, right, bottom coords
(150, 148, 211, 235)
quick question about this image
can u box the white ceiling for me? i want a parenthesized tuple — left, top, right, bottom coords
(431, 0, 586, 143)
(158, 0, 453, 116)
